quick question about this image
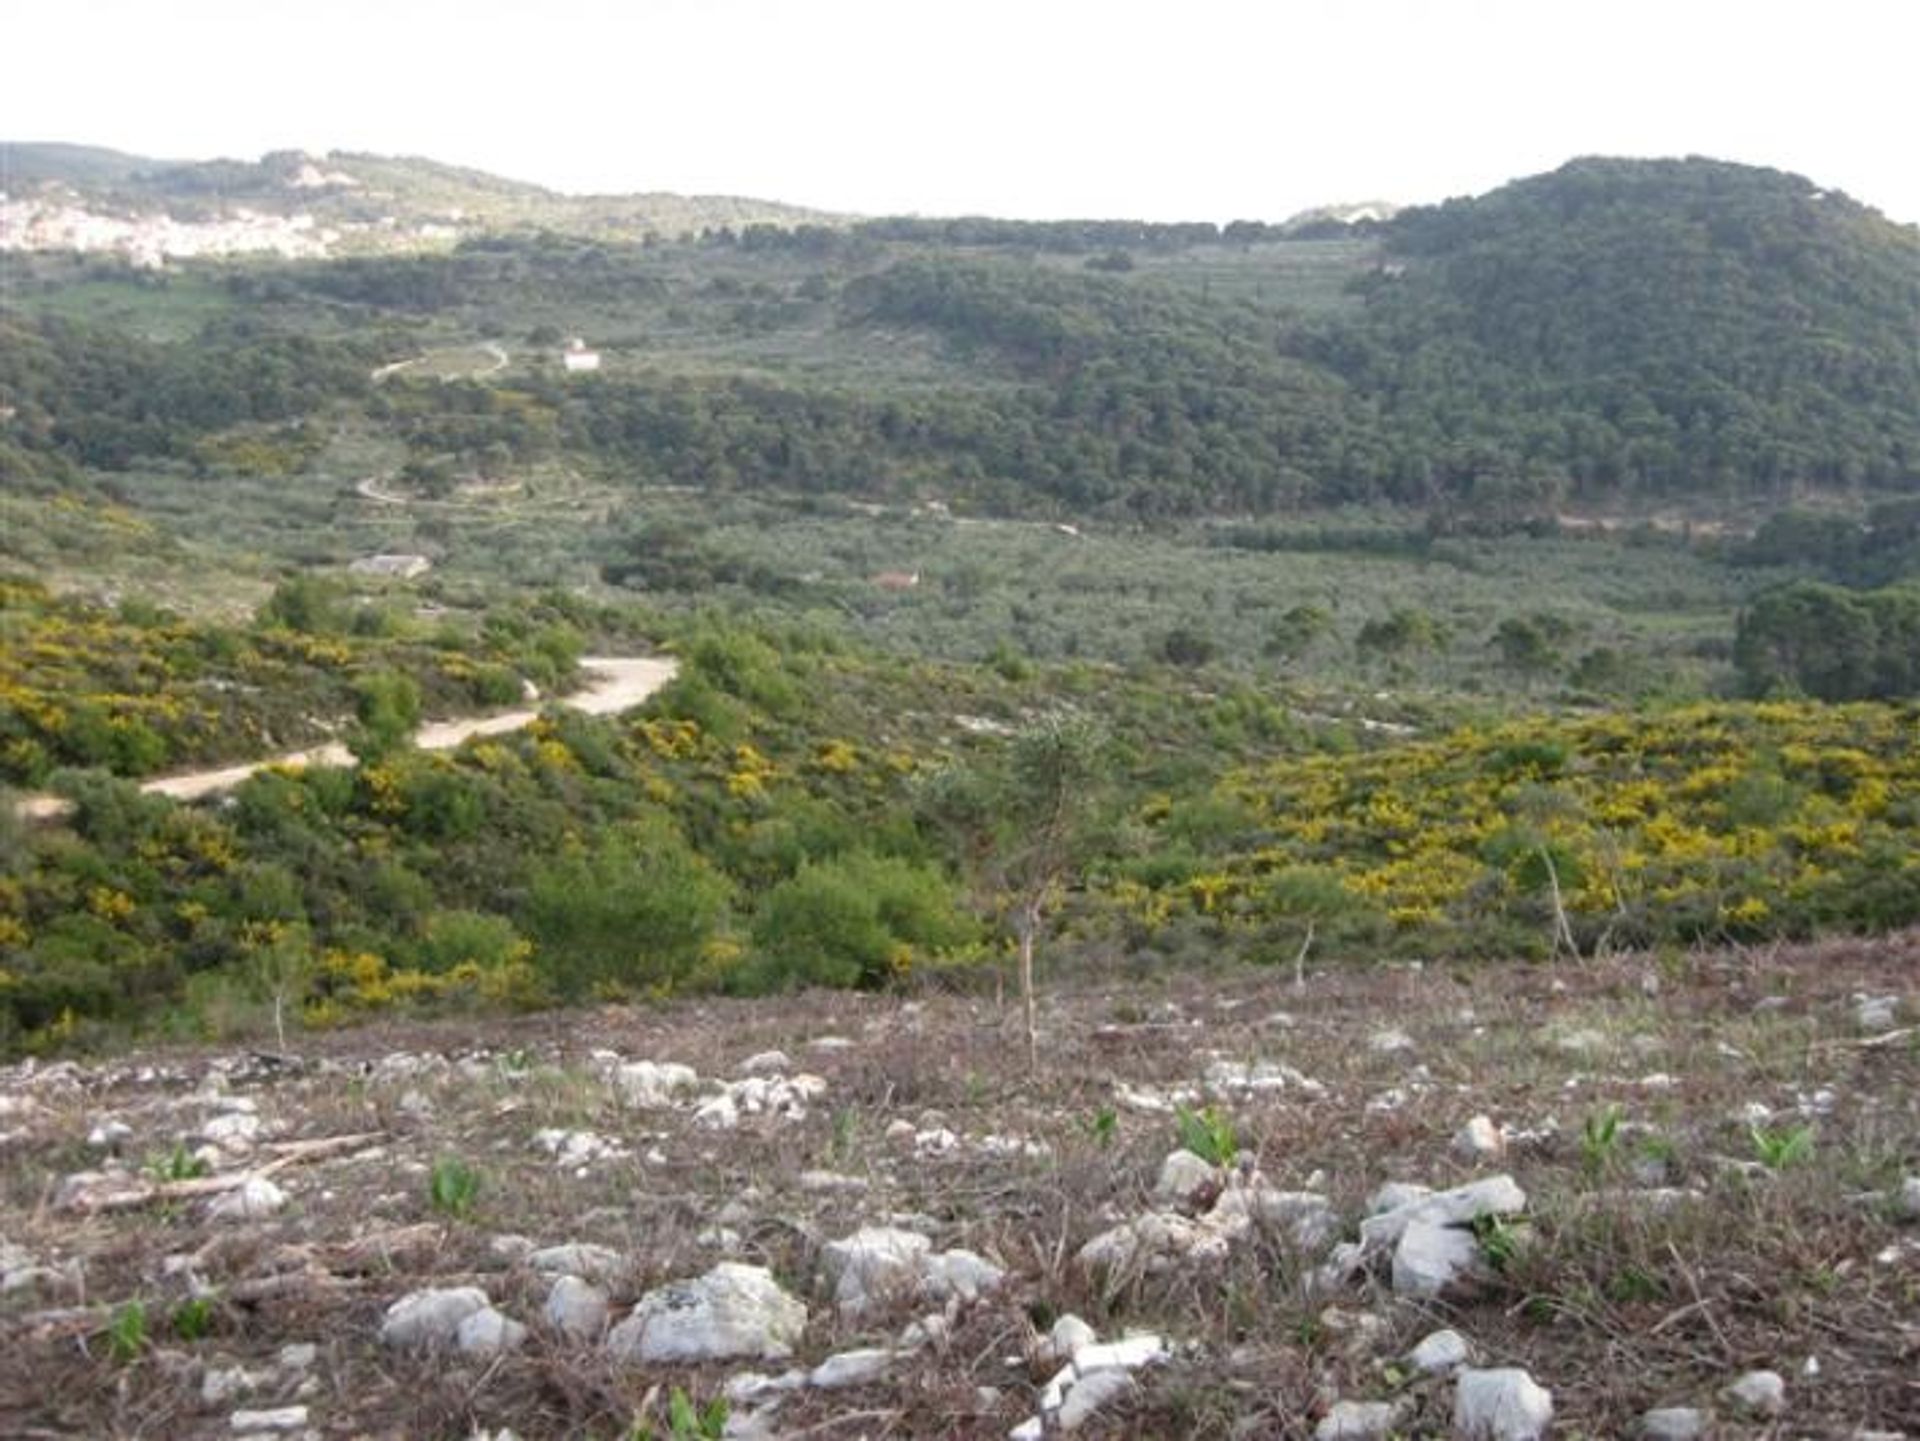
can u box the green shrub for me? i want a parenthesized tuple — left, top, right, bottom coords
(744, 851, 974, 990)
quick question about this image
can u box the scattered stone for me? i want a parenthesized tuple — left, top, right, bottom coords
(1369, 1028, 1415, 1053)
(1855, 994, 1899, 1032)
(797, 1169, 867, 1194)
(1210, 1181, 1338, 1250)
(740, 1050, 792, 1075)
(544, 1275, 610, 1340)
(489, 1234, 535, 1264)
(806, 1036, 854, 1053)
(1077, 1211, 1231, 1275)
(1204, 1056, 1325, 1097)
(1361, 1175, 1527, 1248)
(1049, 1313, 1098, 1362)
(1317, 1400, 1406, 1441)
(203, 1111, 263, 1152)
(1452, 1368, 1554, 1441)
(229, 1408, 309, 1434)
(1153, 1148, 1218, 1207)
(1393, 1218, 1484, 1298)
(1641, 1406, 1709, 1440)
(1011, 1332, 1166, 1440)
(206, 1177, 288, 1223)
(607, 1263, 807, 1364)
(1451, 1115, 1507, 1162)
(456, 1306, 527, 1355)
(526, 1243, 622, 1282)
(1053, 1367, 1136, 1432)
(86, 1118, 132, 1149)
(1409, 1328, 1470, 1375)
(922, 1248, 1006, 1303)
(607, 1059, 699, 1109)
(201, 1364, 261, 1404)
(821, 1226, 930, 1314)
(276, 1343, 316, 1372)
(808, 1347, 895, 1389)
(1895, 1176, 1920, 1221)
(1722, 1369, 1786, 1418)
(379, 1286, 491, 1349)
(531, 1128, 627, 1169)
(694, 1073, 827, 1129)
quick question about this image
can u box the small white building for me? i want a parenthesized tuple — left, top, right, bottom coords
(349, 553, 432, 580)
(562, 337, 602, 373)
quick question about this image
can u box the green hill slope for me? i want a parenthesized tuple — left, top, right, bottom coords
(1314, 156, 1920, 503)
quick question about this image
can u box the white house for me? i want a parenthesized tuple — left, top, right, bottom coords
(562, 337, 602, 373)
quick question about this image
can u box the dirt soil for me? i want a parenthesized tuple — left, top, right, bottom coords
(2, 937, 1917, 1438)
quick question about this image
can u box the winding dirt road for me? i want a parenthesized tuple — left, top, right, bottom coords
(14, 656, 678, 821)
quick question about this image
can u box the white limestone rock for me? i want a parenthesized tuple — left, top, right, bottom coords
(607, 1263, 807, 1364)
(456, 1306, 527, 1355)
(526, 1242, 622, 1282)
(608, 1059, 699, 1109)
(1317, 1399, 1407, 1441)
(380, 1286, 491, 1349)
(1640, 1407, 1708, 1440)
(206, 1177, 287, 1223)
(1721, 1369, 1786, 1418)
(1452, 1115, 1507, 1162)
(1393, 1218, 1484, 1298)
(820, 1226, 930, 1315)
(808, 1347, 895, 1389)
(1153, 1148, 1218, 1207)
(1361, 1175, 1526, 1249)
(544, 1275, 610, 1340)
(1409, 1328, 1471, 1376)
(1452, 1368, 1553, 1440)
(229, 1408, 309, 1434)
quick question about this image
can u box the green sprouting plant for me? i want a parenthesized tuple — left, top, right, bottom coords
(148, 1142, 211, 1182)
(106, 1300, 148, 1362)
(631, 1388, 728, 1441)
(1472, 1213, 1521, 1270)
(1580, 1104, 1625, 1176)
(1749, 1123, 1815, 1170)
(172, 1295, 215, 1342)
(428, 1156, 482, 1218)
(829, 1107, 857, 1161)
(1087, 1106, 1118, 1147)
(1174, 1104, 1239, 1168)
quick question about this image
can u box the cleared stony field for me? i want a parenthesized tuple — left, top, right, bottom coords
(3, 938, 1917, 1439)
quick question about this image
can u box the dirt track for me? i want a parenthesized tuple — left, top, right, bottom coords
(14, 656, 677, 820)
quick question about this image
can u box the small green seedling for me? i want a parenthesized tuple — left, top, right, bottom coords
(631, 1387, 728, 1440)
(172, 1295, 215, 1341)
(1580, 1104, 1625, 1175)
(148, 1143, 211, 1182)
(1087, 1107, 1118, 1147)
(107, 1300, 148, 1362)
(1749, 1123, 1815, 1170)
(428, 1156, 482, 1218)
(1175, 1104, 1239, 1168)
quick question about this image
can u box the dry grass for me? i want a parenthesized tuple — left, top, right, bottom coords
(3, 935, 1918, 1437)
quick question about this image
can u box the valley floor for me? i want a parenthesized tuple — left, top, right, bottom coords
(2, 939, 1917, 1438)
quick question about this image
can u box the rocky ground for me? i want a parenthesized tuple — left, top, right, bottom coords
(3, 936, 1918, 1439)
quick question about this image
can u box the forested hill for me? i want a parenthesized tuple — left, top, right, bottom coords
(4, 153, 1917, 520)
(1330, 157, 1920, 502)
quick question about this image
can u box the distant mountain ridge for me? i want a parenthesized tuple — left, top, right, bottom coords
(0, 141, 846, 257)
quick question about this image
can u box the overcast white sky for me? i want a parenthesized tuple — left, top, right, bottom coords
(7, 0, 1918, 223)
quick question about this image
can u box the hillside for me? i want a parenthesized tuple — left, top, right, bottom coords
(1320, 156, 1920, 503)
(7, 151, 1914, 520)
(0, 142, 844, 257)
